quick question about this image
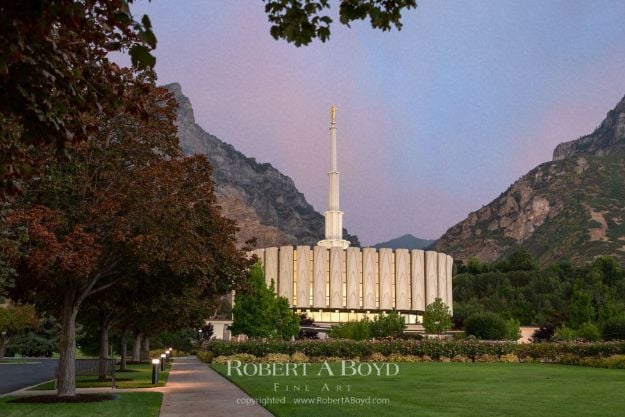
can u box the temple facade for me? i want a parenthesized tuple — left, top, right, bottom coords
(251, 107, 454, 326)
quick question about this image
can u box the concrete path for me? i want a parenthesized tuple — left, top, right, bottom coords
(2, 356, 274, 417)
(160, 356, 273, 417)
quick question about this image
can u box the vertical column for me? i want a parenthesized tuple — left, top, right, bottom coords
(411, 250, 425, 311)
(425, 251, 438, 306)
(379, 249, 394, 309)
(395, 249, 410, 310)
(446, 255, 454, 315)
(329, 248, 344, 308)
(278, 246, 294, 304)
(264, 247, 278, 290)
(346, 247, 361, 309)
(313, 246, 328, 308)
(362, 248, 377, 309)
(296, 246, 312, 308)
(437, 252, 448, 307)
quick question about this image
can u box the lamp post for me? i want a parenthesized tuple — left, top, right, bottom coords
(151, 359, 160, 384)
(160, 353, 166, 371)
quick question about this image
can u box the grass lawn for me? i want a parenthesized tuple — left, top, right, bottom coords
(213, 362, 625, 417)
(0, 392, 161, 417)
(30, 362, 171, 390)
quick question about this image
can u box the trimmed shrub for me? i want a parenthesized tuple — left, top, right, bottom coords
(197, 351, 214, 363)
(290, 352, 309, 363)
(464, 312, 508, 340)
(368, 352, 387, 362)
(602, 316, 625, 341)
(329, 320, 372, 341)
(263, 353, 290, 363)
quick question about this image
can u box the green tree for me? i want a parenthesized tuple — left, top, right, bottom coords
(422, 298, 452, 336)
(0, 303, 39, 357)
(464, 312, 508, 340)
(230, 264, 299, 340)
(263, 0, 417, 46)
(569, 282, 594, 328)
(371, 311, 406, 338)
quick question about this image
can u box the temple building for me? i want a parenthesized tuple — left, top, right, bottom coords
(249, 107, 454, 330)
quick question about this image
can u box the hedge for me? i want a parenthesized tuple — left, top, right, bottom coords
(202, 339, 625, 362)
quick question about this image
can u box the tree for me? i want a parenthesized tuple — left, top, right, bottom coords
(370, 311, 406, 338)
(464, 312, 508, 340)
(0, 303, 38, 357)
(422, 298, 452, 337)
(569, 282, 594, 329)
(0, 0, 157, 194)
(3, 79, 250, 396)
(230, 264, 300, 340)
(264, 0, 417, 47)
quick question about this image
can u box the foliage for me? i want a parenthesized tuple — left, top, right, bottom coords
(504, 318, 522, 341)
(203, 339, 625, 364)
(453, 255, 625, 328)
(569, 282, 594, 328)
(553, 325, 576, 342)
(464, 312, 509, 340)
(0, 303, 39, 355)
(5, 315, 59, 357)
(602, 316, 625, 341)
(263, 0, 417, 47)
(230, 264, 300, 340)
(575, 322, 602, 342)
(371, 311, 407, 338)
(422, 298, 453, 335)
(0, 0, 158, 194)
(328, 311, 406, 340)
(2, 77, 250, 395)
(329, 319, 372, 341)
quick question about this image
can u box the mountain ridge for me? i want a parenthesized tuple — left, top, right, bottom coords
(435, 94, 625, 266)
(372, 234, 435, 250)
(167, 82, 360, 248)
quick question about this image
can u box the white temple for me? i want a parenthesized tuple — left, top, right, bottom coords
(317, 106, 351, 249)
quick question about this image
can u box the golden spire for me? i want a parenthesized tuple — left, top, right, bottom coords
(330, 105, 336, 126)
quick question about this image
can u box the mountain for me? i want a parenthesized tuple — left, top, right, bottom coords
(372, 234, 435, 250)
(435, 95, 625, 266)
(167, 83, 360, 248)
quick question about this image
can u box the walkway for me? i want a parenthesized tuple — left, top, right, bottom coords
(2, 356, 272, 416)
(159, 356, 273, 417)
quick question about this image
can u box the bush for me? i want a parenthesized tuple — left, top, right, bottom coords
(370, 311, 406, 338)
(202, 339, 625, 364)
(602, 316, 625, 340)
(553, 325, 576, 341)
(504, 318, 521, 341)
(328, 320, 372, 340)
(197, 351, 214, 363)
(575, 322, 601, 342)
(464, 312, 508, 340)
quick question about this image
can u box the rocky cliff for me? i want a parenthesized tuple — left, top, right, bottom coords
(167, 83, 360, 248)
(436, 95, 625, 265)
(553, 95, 625, 160)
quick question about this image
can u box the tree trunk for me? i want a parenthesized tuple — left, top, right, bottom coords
(98, 315, 111, 380)
(57, 291, 79, 397)
(132, 332, 142, 363)
(142, 336, 150, 362)
(0, 332, 11, 358)
(120, 328, 128, 371)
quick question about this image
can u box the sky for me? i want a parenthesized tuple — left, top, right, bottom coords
(125, 0, 625, 246)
